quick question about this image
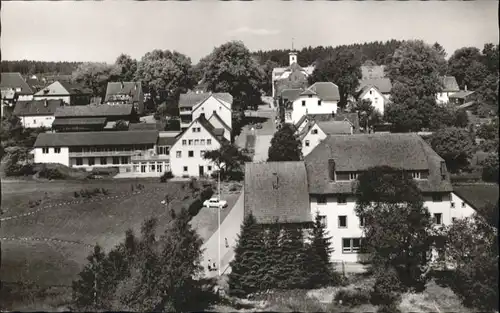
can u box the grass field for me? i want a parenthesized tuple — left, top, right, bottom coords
(0, 178, 228, 310)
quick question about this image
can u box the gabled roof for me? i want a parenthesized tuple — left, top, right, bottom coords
(302, 82, 340, 101)
(357, 85, 384, 99)
(452, 183, 499, 211)
(244, 162, 311, 224)
(129, 121, 166, 131)
(208, 111, 231, 131)
(0, 72, 33, 94)
(34, 130, 158, 147)
(172, 114, 229, 148)
(305, 133, 453, 194)
(13, 99, 65, 116)
(178, 92, 233, 110)
(59, 81, 92, 95)
(299, 112, 360, 133)
(54, 103, 133, 118)
(105, 82, 142, 102)
(358, 78, 392, 94)
(440, 76, 460, 92)
(449, 90, 475, 99)
(35, 81, 92, 96)
(316, 121, 353, 135)
(280, 88, 304, 102)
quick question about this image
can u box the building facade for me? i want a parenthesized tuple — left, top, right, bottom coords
(272, 52, 314, 99)
(288, 82, 340, 124)
(357, 85, 386, 115)
(104, 82, 145, 115)
(436, 76, 460, 105)
(34, 81, 92, 106)
(13, 99, 65, 129)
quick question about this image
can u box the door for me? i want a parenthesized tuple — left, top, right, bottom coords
(199, 165, 204, 177)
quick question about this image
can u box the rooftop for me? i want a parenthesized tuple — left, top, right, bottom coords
(34, 130, 159, 147)
(358, 78, 392, 94)
(302, 82, 340, 101)
(0, 72, 34, 95)
(452, 183, 499, 211)
(54, 103, 133, 118)
(440, 76, 460, 92)
(317, 121, 353, 135)
(105, 82, 142, 102)
(52, 117, 107, 126)
(178, 92, 233, 109)
(14, 99, 65, 116)
(449, 90, 475, 99)
(244, 162, 311, 224)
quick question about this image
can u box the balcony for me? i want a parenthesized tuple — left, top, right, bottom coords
(131, 154, 170, 162)
(69, 151, 135, 157)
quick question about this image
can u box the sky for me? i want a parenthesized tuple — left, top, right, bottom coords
(2, 1, 498, 64)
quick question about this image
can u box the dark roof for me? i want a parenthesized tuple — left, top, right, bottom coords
(449, 90, 475, 99)
(358, 78, 392, 94)
(357, 85, 384, 99)
(361, 64, 386, 80)
(52, 117, 107, 126)
(172, 115, 229, 147)
(178, 92, 233, 109)
(304, 82, 340, 101)
(453, 183, 499, 210)
(280, 88, 304, 102)
(0, 72, 33, 94)
(157, 136, 178, 146)
(244, 162, 312, 224)
(26, 78, 46, 91)
(105, 82, 142, 102)
(456, 101, 476, 110)
(13, 99, 64, 116)
(59, 81, 92, 95)
(54, 103, 133, 118)
(317, 121, 353, 135)
(304, 112, 360, 133)
(129, 121, 166, 131)
(34, 130, 158, 147)
(305, 133, 453, 194)
(440, 76, 460, 92)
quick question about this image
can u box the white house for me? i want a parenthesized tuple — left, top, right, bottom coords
(357, 85, 386, 115)
(178, 92, 232, 141)
(169, 114, 228, 178)
(34, 81, 92, 106)
(436, 76, 460, 105)
(33, 130, 172, 177)
(288, 82, 340, 125)
(1, 72, 34, 116)
(299, 120, 354, 157)
(272, 51, 314, 99)
(13, 99, 65, 128)
(357, 77, 392, 103)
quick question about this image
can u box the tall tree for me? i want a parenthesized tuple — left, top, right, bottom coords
(72, 62, 121, 98)
(228, 212, 267, 297)
(463, 60, 489, 91)
(447, 47, 483, 89)
(135, 49, 195, 107)
(353, 99, 382, 131)
(385, 40, 445, 132)
(355, 167, 433, 291)
(203, 142, 252, 180)
(191, 54, 213, 84)
(261, 59, 280, 96)
(275, 226, 309, 289)
(309, 46, 362, 108)
(429, 127, 474, 173)
(203, 41, 265, 111)
(115, 54, 138, 82)
(267, 123, 302, 161)
(481, 43, 499, 75)
(432, 42, 448, 75)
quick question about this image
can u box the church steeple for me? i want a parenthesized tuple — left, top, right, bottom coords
(289, 38, 297, 66)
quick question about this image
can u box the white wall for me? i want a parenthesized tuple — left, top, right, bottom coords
(436, 92, 452, 105)
(34, 95, 71, 105)
(34, 147, 69, 166)
(192, 96, 232, 130)
(208, 114, 231, 141)
(18, 95, 33, 101)
(20, 115, 54, 128)
(291, 96, 338, 125)
(170, 119, 221, 177)
(310, 191, 476, 263)
(301, 124, 327, 157)
(360, 87, 385, 115)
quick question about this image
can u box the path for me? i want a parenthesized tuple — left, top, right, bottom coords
(201, 189, 244, 277)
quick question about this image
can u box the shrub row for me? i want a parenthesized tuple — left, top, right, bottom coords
(38, 167, 65, 180)
(74, 188, 109, 199)
(187, 186, 214, 217)
(160, 171, 174, 182)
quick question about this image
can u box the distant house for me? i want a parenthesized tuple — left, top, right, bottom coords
(13, 99, 65, 129)
(104, 82, 144, 115)
(277, 88, 304, 123)
(286, 82, 340, 125)
(299, 120, 354, 157)
(436, 76, 460, 104)
(169, 114, 228, 178)
(1, 72, 34, 115)
(244, 162, 312, 226)
(361, 63, 386, 80)
(178, 92, 232, 141)
(295, 112, 360, 135)
(272, 51, 314, 99)
(193, 81, 209, 94)
(357, 85, 387, 115)
(357, 78, 392, 103)
(449, 90, 476, 106)
(34, 81, 92, 106)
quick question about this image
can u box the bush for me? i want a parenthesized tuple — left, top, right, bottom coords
(200, 187, 214, 201)
(370, 268, 402, 306)
(481, 154, 499, 183)
(334, 288, 371, 307)
(188, 198, 204, 217)
(160, 171, 174, 182)
(38, 167, 65, 180)
(377, 302, 402, 313)
(74, 191, 80, 198)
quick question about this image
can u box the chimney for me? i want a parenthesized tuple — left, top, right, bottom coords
(272, 173, 279, 190)
(328, 159, 336, 181)
(44, 99, 48, 107)
(121, 82, 124, 89)
(464, 85, 467, 91)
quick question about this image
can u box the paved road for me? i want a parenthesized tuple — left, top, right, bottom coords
(201, 190, 244, 277)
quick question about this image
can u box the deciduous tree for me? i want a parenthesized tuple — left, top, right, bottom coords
(267, 123, 302, 161)
(353, 99, 382, 131)
(448, 47, 483, 89)
(429, 127, 474, 173)
(203, 142, 251, 180)
(115, 54, 138, 82)
(72, 62, 121, 98)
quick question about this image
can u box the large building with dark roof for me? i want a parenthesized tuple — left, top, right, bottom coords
(104, 82, 144, 115)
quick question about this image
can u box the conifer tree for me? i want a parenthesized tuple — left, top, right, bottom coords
(228, 212, 267, 297)
(276, 225, 309, 289)
(306, 211, 337, 288)
(259, 222, 282, 290)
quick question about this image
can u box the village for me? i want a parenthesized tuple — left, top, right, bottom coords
(1, 1, 499, 312)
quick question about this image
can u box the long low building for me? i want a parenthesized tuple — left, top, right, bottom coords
(33, 130, 175, 176)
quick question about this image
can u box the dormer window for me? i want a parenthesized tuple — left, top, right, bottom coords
(312, 129, 318, 135)
(318, 100, 322, 106)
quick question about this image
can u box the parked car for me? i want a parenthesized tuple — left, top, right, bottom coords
(256, 123, 263, 129)
(203, 197, 228, 208)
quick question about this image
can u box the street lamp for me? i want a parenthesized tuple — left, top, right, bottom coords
(217, 167, 221, 276)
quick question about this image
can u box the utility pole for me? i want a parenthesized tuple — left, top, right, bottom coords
(218, 168, 221, 276)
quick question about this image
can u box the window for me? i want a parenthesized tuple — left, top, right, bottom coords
(337, 195, 347, 204)
(207, 139, 212, 145)
(200, 150, 205, 157)
(432, 194, 443, 202)
(336, 172, 350, 181)
(302, 100, 306, 107)
(194, 139, 199, 145)
(305, 140, 310, 147)
(188, 151, 194, 157)
(88, 157, 95, 166)
(369, 90, 373, 95)
(213, 110, 216, 115)
(207, 166, 212, 171)
(192, 128, 196, 133)
(76, 158, 83, 166)
(338, 215, 347, 228)
(342, 238, 362, 253)
(374, 97, 378, 104)
(176, 151, 181, 158)
(318, 100, 322, 106)
(317, 195, 327, 204)
(54, 147, 61, 154)
(33, 119, 37, 124)
(434, 213, 443, 225)
(359, 216, 365, 227)
(312, 129, 318, 134)
(121, 157, 128, 164)
(349, 173, 358, 180)
(157, 164, 163, 172)
(182, 140, 187, 146)
(319, 215, 327, 227)
(42, 148, 49, 154)
(183, 166, 188, 172)
(141, 165, 146, 173)
(113, 157, 120, 165)
(188, 140, 193, 145)
(450, 202, 455, 208)
(100, 157, 107, 165)
(201, 139, 205, 145)
(150, 164, 156, 172)
(411, 171, 421, 179)
(461, 202, 466, 208)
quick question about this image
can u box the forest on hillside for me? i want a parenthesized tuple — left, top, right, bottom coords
(1, 60, 81, 76)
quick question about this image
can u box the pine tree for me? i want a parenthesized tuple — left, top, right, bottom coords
(259, 222, 282, 290)
(305, 212, 337, 288)
(228, 212, 267, 297)
(276, 225, 309, 289)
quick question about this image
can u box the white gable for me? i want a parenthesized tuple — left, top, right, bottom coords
(192, 95, 232, 131)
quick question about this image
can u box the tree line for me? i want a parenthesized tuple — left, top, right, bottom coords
(1, 60, 81, 75)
